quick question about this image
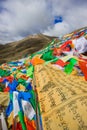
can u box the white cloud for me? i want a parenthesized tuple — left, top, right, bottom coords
(0, 0, 52, 44)
(44, 0, 87, 36)
(0, 0, 87, 44)
(43, 22, 70, 36)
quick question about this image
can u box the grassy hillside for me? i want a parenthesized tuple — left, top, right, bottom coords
(0, 34, 56, 64)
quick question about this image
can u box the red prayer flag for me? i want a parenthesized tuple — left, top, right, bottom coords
(79, 60, 87, 80)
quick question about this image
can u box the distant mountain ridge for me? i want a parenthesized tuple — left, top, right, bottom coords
(0, 34, 56, 64)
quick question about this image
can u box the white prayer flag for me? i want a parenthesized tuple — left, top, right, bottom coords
(13, 91, 20, 117)
(22, 100, 35, 120)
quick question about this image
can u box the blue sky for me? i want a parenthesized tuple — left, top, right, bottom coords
(0, 0, 87, 44)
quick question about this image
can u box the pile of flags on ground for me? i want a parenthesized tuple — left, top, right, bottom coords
(0, 28, 87, 130)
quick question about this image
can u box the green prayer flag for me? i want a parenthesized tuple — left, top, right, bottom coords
(0, 69, 10, 77)
(27, 65, 34, 77)
(0, 87, 3, 92)
(18, 78, 26, 86)
(44, 57, 58, 65)
(64, 63, 74, 74)
(41, 50, 54, 61)
(64, 58, 77, 74)
(9, 93, 13, 101)
(18, 111, 27, 130)
(29, 90, 36, 110)
(70, 58, 77, 65)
